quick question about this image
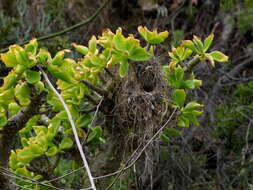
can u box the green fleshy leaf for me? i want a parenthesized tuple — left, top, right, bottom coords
(184, 101, 204, 111)
(52, 50, 69, 66)
(47, 116, 61, 140)
(8, 102, 21, 115)
(204, 53, 215, 67)
(88, 36, 97, 54)
(21, 137, 28, 147)
(203, 33, 214, 52)
(37, 49, 51, 64)
(174, 65, 184, 82)
(210, 51, 229, 62)
(182, 79, 202, 89)
(24, 38, 38, 55)
(72, 43, 89, 55)
(19, 115, 41, 134)
(119, 60, 129, 77)
(183, 40, 196, 52)
(0, 49, 18, 68)
(183, 80, 195, 89)
(46, 146, 58, 156)
(163, 128, 181, 137)
(75, 114, 92, 128)
(14, 82, 31, 106)
(59, 137, 73, 150)
(29, 143, 44, 155)
(0, 114, 7, 128)
(172, 89, 186, 107)
(15, 167, 30, 177)
(113, 28, 126, 51)
(25, 70, 41, 84)
(9, 151, 19, 169)
(34, 81, 45, 93)
(138, 26, 169, 44)
(0, 89, 15, 106)
(160, 134, 171, 142)
(193, 35, 204, 54)
(87, 126, 103, 143)
(0, 72, 19, 91)
(129, 47, 151, 61)
(47, 64, 75, 84)
(16, 148, 36, 164)
(33, 125, 47, 136)
(177, 116, 190, 127)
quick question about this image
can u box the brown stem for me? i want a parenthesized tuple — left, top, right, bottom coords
(85, 94, 99, 105)
(82, 80, 108, 97)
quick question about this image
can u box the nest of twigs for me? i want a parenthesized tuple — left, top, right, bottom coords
(111, 61, 171, 186)
(113, 61, 169, 152)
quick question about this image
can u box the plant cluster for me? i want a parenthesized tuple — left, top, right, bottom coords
(0, 26, 227, 189)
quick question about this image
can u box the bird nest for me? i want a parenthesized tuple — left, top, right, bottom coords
(113, 61, 169, 152)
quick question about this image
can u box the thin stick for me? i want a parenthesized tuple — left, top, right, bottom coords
(39, 67, 97, 190)
(83, 80, 108, 96)
(47, 166, 85, 183)
(0, 167, 62, 190)
(82, 97, 104, 145)
(0, 172, 33, 190)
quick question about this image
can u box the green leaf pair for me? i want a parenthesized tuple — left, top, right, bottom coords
(161, 128, 181, 142)
(183, 34, 228, 67)
(1, 39, 38, 70)
(177, 102, 203, 127)
(138, 26, 169, 44)
(164, 65, 202, 89)
(183, 34, 214, 55)
(112, 28, 151, 77)
(87, 126, 105, 144)
(15, 82, 31, 106)
(168, 46, 192, 68)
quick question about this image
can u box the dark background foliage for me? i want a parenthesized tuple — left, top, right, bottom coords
(0, 0, 252, 189)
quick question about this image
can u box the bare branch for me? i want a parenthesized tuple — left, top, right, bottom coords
(0, 167, 62, 190)
(184, 56, 200, 73)
(83, 80, 108, 97)
(82, 98, 104, 145)
(47, 166, 85, 183)
(81, 106, 97, 113)
(104, 68, 115, 78)
(98, 73, 107, 84)
(85, 94, 99, 105)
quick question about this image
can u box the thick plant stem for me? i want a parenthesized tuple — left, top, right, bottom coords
(184, 56, 200, 73)
(40, 68, 97, 190)
(83, 80, 108, 96)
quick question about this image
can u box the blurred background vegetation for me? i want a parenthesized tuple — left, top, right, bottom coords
(0, 0, 252, 189)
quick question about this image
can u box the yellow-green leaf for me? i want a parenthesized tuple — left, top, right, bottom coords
(172, 89, 186, 107)
(210, 51, 228, 62)
(46, 146, 58, 156)
(119, 60, 129, 77)
(59, 137, 73, 150)
(72, 43, 89, 55)
(0, 114, 7, 128)
(203, 33, 214, 52)
(25, 70, 41, 84)
(129, 47, 151, 61)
